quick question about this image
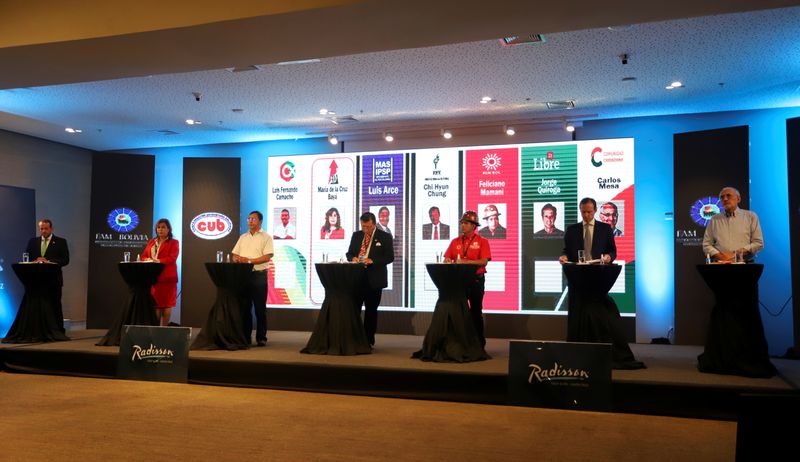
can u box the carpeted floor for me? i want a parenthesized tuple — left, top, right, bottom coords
(0, 371, 736, 461)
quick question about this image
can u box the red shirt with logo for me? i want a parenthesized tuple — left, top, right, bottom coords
(443, 232, 491, 275)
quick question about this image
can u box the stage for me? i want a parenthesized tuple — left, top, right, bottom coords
(1, 328, 797, 421)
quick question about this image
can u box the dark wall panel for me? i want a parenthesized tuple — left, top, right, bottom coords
(787, 117, 800, 353)
(181, 158, 240, 327)
(0, 185, 36, 337)
(87, 153, 154, 328)
(673, 126, 749, 344)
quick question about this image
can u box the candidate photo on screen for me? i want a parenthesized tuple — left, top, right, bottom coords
(478, 203, 506, 239)
(422, 205, 450, 240)
(273, 207, 297, 239)
(598, 200, 624, 237)
(370, 205, 394, 237)
(320, 206, 345, 239)
(533, 201, 565, 238)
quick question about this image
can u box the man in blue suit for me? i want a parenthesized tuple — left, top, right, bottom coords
(347, 211, 395, 346)
(25, 218, 70, 332)
(559, 198, 616, 264)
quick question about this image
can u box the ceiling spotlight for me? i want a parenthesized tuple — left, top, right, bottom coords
(64, 127, 82, 133)
(319, 109, 329, 115)
(384, 133, 394, 142)
(328, 134, 339, 145)
(442, 129, 453, 139)
(565, 123, 576, 133)
(505, 126, 516, 136)
(480, 96, 493, 104)
(185, 119, 202, 125)
(670, 81, 683, 88)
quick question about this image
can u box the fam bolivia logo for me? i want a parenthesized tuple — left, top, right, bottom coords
(190, 212, 233, 240)
(690, 196, 722, 227)
(107, 207, 140, 232)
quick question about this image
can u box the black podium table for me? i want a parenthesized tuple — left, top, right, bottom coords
(696, 264, 776, 378)
(412, 263, 490, 362)
(2, 263, 69, 343)
(563, 264, 644, 369)
(97, 262, 164, 346)
(191, 263, 253, 350)
(301, 263, 371, 355)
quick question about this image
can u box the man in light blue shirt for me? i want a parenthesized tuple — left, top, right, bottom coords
(702, 187, 764, 262)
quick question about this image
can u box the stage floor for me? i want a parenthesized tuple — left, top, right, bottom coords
(2, 328, 798, 420)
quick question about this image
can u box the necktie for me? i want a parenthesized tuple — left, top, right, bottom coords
(433, 225, 438, 240)
(583, 223, 592, 259)
(359, 232, 372, 257)
(41, 238, 48, 257)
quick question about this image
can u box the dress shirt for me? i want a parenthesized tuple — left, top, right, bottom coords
(582, 219, 595, 242)
(40, 235, 52, 256)
(274, 222, 296, 239)
(702, 207, 764, 257)
(232, 228, 274, 271)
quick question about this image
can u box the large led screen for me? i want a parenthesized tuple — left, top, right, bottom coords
(267, 138, 635, 315)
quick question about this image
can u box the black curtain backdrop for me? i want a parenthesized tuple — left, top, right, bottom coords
(0, 185, 35, 336)
(787, 117, 800, 353)
(673, 126, 749, 345)
(87, 153, 154, 329)
(181, 158, 240, 327)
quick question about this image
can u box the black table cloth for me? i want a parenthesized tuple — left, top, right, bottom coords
(191, 263, 254, 350)
(301, 263, 371, 355)
(97, 262, 163, 346)
(696, 264, 776, 378)
(412, 263, 490, 362)
(2, 263, 69, 343)
(563, 264, 644, 369)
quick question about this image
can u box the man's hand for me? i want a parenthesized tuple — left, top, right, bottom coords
(715, 251, 734, 263)
(558, 255, 569, 265)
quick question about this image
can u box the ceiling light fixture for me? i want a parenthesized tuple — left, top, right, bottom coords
(328, 134, 339, 145)
(185, 119, 202, 125)
(442, 129, 453, 139)
(504, 126, 516, 136)
(666, 81, 683, 90)
(480, 96, 493, 104)
(384, 133, 394, 142)
(565, 122, 575, 133)
(64, 127, 82, 133)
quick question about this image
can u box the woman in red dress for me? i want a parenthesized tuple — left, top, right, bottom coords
(140, 218, 180, 326)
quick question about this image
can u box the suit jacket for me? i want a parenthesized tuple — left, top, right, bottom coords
(25, 234, 70, 285)
(562, 221, 617, 262)
(346, 228, 395, 290)
(422, 222, 450, 240)
(141, 238, 180, 283)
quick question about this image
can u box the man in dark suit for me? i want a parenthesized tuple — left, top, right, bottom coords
(25, 218, 70, 332)
(559, 198, 616, 264)
(347, 211, 395, 346)
(421, 206, 450, 240)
